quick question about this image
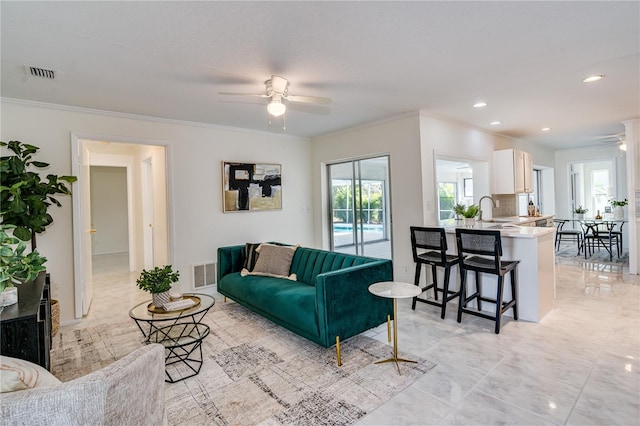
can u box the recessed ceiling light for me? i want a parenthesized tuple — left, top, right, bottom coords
(541, 127, 551, 132)
(582, 75, 604, 83)
(490, 121, 502, 126)
(473, 102, 487, 108)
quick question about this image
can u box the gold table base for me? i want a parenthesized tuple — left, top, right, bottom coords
(374, 298, 417, 375)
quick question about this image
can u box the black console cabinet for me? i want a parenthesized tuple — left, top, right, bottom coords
(0, 271, 51, 370)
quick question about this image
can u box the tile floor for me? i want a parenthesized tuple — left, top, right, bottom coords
(80, 252, 639, 425)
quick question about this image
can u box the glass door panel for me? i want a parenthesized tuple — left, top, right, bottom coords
(328, 156, 391, 259)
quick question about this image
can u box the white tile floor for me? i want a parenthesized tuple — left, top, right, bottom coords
(83, 252, 640, 425)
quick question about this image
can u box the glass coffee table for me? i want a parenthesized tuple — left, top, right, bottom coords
(129, 293, 215, 383)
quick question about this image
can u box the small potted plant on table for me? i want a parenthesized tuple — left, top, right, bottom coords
(573, 206, 588, 220)
(453, 204, 466, 220)
(608, 198, 627, 220)
(136, 265, 180, 309)
(462, 204, 479, 226)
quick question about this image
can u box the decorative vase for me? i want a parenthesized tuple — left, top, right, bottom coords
(575, 213, 585, 220)
(1, 286, 18, 307)
(464, 217, 476, 227)
(613, 206, 624, 220)
(152, 291, 171, 309)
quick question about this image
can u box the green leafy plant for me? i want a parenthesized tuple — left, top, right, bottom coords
(0, 225, 47, 292)
(573, 205, 588, 214)
(453, 204, 466, 215)
(136, 265, 180, 294)
(609, 198, 628, 207)
(462, 204, 479, 218)
(0, 141, 77, 249)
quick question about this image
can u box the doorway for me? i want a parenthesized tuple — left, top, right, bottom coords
(72, 136, 170, 319)
(327, 156, 392, 259)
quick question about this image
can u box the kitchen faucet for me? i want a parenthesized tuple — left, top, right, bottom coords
(478, 195, 496, 221)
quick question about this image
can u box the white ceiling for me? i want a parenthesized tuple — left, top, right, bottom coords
(2, 1, 638, 150)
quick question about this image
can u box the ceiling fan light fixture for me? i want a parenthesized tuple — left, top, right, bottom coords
(582, 75, 604, 83)
(267, 99, 286, 117)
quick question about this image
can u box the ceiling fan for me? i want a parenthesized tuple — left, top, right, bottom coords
(218, 75, 331, 117)
(594, 133, 627, 151)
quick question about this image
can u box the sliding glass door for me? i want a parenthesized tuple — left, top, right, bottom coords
(328, 156, 391, 259)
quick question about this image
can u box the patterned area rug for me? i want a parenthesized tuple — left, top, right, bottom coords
(51, 302, 435, 425)
(556, 241, 629, 266)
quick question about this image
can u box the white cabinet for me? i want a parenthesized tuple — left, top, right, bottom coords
(493, 149, 533, 194)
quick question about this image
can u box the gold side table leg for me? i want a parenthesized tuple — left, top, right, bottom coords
(374, 298, 417, 375)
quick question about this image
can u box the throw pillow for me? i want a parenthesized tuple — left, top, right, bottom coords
(242, 242, 261, 272)
(250, 243, 298, 279)
(0, 356, 62, 393)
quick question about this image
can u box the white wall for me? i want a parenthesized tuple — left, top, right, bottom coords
(312, 113, 423, 283)
(1, 100, 314, 322)
(554, 145, 627, 219)
(90, 166, 128, 255)
(311, 112, 557, 284)
(419, 114, 529, 224)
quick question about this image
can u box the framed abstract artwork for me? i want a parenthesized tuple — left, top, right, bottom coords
(222, 162, 282, 212)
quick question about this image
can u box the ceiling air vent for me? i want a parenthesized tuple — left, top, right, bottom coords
(26, 65, 56, 79)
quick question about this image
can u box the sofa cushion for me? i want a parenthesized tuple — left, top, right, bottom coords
(242, 242, 261, 271)
(220, 273, 318, 335)
(291, 248, 374, 285)
(251, 243, 298, 278)
(0, 356, 62, 393)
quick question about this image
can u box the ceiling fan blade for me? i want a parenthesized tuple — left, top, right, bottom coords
(285, 94, 332, 105)
(287, 102, 331, 115)
(218, 92, 269, 98)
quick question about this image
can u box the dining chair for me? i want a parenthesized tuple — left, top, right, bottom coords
(553, 219, 582, 254)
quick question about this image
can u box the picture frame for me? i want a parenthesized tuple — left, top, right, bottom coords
(222, 162, 282, 212)
(463, 178, 473, 197)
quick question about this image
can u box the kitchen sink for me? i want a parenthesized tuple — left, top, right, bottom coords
(487, 223, 520, 230)
(482, 218, 516, 223)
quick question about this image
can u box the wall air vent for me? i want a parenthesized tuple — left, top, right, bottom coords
(192, 261, 217, 290)
(26, 65, 56, 79)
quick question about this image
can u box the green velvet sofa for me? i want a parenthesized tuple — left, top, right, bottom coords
(217, 244, 393, 362)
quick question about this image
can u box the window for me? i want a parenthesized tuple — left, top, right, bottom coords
(438, 182, 457, 220)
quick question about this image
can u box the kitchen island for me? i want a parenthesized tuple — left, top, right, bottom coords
(438, 218, 556, 322)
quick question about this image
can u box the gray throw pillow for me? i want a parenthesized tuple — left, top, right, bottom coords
(251, 243, 298, 278)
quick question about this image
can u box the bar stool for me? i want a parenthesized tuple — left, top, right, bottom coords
(410, 226, 460, 319)
(455, 229, 519, 334)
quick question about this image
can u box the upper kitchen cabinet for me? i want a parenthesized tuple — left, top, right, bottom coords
(493, 149, 533, 194)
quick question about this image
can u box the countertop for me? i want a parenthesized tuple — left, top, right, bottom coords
(439, 216, 555, 239)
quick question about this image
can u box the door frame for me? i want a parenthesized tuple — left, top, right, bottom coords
(71, 132, 174, 319)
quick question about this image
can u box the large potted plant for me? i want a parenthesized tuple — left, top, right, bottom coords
(136, 265, 180, 308)
(0, 225, 47, 307)
(0, 140, 77, 249)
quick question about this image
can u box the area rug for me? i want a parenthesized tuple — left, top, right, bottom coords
(555, 243, 628, 266)
(51, 301, 435, 426)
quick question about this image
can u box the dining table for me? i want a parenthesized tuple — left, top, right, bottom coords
(558, 217, 627, 260)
